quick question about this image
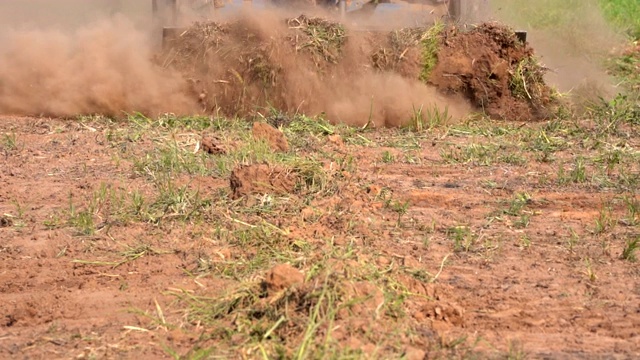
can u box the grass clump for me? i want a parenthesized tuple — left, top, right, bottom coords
(510, 57, 548, 101)
(288, 15, 346, 65)
(407, 104, 451, 132)
(420, 21, 445, 83)
(621, 237, 639, 261)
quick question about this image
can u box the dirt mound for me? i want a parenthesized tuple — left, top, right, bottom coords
(162, 16, 555, 122)
(430, 23, 556, 121)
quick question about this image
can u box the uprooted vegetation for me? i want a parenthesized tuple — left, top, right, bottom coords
(159, 15, 558, 123)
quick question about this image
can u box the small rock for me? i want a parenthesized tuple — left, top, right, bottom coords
(0, 215, 13, 228)
(264, 264, 304, 294)
(252, 122, 289, 152)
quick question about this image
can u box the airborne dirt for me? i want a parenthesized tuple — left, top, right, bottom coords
(161, 13, 555, 124)
(1, 5, 639, 360)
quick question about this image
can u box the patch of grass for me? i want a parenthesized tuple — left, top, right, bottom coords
(381, 150, 395, 164)
(594, 204, 614, 235)
(133, 137, 211, 178)
(441, 143, 500, 166)
(505, 192, 532, 217)
(218, 224, 306, 280)
(594, 94, 640, 128)
(407, 104, 452, 132)
(1, 132, 18, 151)
(420, 21, 445, 82)
(66, 192, 96, 236)
(146, 177, 211, 224)
(570, 156, 588, 183)
(599, 0, 640, 39)
(447, 225, 476, 252)
(388, 199, 411, 227)
(608, 46, 640, 91)
(171, 268, 363, 358)
(621, 237, 639, 261)
(73, 243, 170, 268)
(621, 194, 639, 226)
(566, 228, 580, 253)
(584, 257, 598, 282)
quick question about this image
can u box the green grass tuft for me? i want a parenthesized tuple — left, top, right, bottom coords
(419, 21, 445, 83)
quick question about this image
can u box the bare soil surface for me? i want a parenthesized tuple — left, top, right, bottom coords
(1, 113, 638, 359)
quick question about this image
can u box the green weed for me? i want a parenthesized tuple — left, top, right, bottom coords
(408, 104, 451, 132)
(420, 21, 445, 82)
(381, 150, 396, 164)
(447, 226, 475, 252)
(1, 132, 18, 151)
(599, 0, 640, 39)
(621, 237, 639, 261)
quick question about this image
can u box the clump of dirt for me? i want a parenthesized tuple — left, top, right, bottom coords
(252, 122, 289, 152)
(161, 19, 284, 116)
(229, 164, 298, 199)
(0, 215, 13, 227)
(429, 23, 557, 121)
(371, 27, 427, 78)
(263, 263, 304, 295)
(200, 136, 226, 155)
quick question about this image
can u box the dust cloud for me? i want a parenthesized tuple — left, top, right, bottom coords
(491, 0, 625, 106)
(0, 12, 198, 117)
(0, 1, 467, 126)
(166, 7, 469, 127)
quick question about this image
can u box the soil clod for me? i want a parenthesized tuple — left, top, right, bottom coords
(0, 215, 13, 227)
(252, 122, 289, 152)
(201, 136, 226, 155)
(229, 164, 297, 199)
(264, 264, 304, 294)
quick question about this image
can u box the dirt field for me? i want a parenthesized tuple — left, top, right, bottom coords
(1, 6, 640, 360)
(1, 108, 639, 359)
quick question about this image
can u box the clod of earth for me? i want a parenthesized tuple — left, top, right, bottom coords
(252, 122, 289, 152)
(229, 163, 297, 199)
(429, 23, 557, 121)
(200, 136, 226, 154)
(418, 301, 465, 327)
(264, 263, 304, 294)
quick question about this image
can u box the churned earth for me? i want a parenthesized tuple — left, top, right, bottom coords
(0, 7, 639, 360)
